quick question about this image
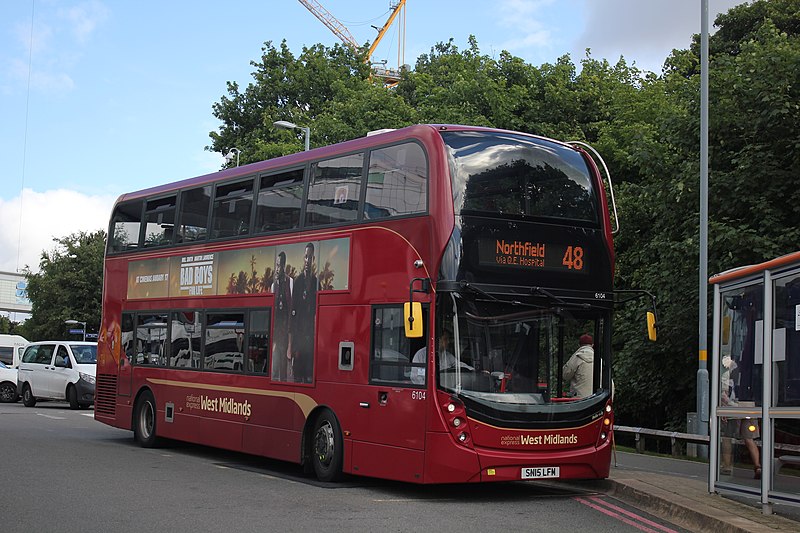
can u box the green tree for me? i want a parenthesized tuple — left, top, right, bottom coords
(611, 0, 800, 428)
(22, 231, 105, 341)
(208, 40, 415, 163)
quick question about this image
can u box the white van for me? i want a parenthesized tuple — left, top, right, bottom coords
(17, 341, 97, 409)
(0, 334, 29, 368)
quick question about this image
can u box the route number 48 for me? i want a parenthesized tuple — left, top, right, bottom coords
(562, 246, 585, 271)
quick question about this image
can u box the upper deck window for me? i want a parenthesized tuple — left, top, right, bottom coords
(255, 168, 304, 233)
(143, 195, 176, 248)
(306, 153, 364, 227)
(109, 200, 143, 253)
(365, 142, 427, 219)
(442, 131, 598, 225)
(178, 186, 211, 243)
(211, 179, 254, 239)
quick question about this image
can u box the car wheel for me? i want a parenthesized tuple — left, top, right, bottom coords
(67, 385, 79, 410)
(133, 390, 161, 448)
(0, 382, 17, 403)
(22, 384, 36, 407)
(311, 410, 343, 482)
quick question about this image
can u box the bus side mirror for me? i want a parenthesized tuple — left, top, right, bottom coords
(647, 311, 657, 342)
(404, 302, 423, 338)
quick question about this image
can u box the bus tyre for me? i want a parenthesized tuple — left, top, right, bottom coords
(67, 385, 79, 410)
(134, 390, 161, 448)
(312, 411, 343, 482)
(22, 384, 36, 407)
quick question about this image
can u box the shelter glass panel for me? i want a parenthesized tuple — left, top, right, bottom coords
(719, 283, 763, 409)
(773, 272, 800, 406)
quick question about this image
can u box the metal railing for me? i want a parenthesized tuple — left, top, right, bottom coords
(614, 425, 709, 457)
(614, 425, 800, 466)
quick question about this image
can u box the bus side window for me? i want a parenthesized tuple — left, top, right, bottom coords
(177, 186, 211, 243)
(365, 142, 428, 219)
(169, 311, 202, 369)
(247, 309, 270, 375)
(136, 313, 169, 367)
(211, 179, 254, 239)
(256, 169, 304, 233)
(109, 200, 143, 253)
(370, 306, 426, 386)
(142, 195, 177, 248)
(306, 153, 364, 227)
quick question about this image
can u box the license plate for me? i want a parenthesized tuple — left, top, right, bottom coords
(521, 466, 559, 479)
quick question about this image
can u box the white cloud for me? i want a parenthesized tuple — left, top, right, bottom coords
(14, 18, 53, 56)
(0, 189, 115, 273)
(573, 0, 743, 72)
(9, 57, 75, 92)
(496, 0, 557, 55)
(7, 1, 109, 94)
(59, 0, 110, 43)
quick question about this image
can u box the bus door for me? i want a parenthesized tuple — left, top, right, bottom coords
(352, 306, 427, 481)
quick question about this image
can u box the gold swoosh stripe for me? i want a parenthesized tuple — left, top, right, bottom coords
(146, 378, 318, 418)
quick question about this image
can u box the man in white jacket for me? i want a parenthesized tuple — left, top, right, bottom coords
(563, 334, 594, 398)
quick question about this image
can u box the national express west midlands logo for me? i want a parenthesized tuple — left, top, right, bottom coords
(500, 433, 578, 446)
(186, 394, 251, 417)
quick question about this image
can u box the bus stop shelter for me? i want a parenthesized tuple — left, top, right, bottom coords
(710, 252, 800, 512)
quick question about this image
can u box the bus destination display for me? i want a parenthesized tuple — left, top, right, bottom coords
(478, 239, 588, 274)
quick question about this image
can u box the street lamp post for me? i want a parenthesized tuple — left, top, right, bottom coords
(273, 120, 310, 151)
(64, 319, 87, 341)
(224, 148, 241, 167)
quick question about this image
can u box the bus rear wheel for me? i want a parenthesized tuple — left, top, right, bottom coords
(312, 411, 343, 482)
(134, 390, 161, 448)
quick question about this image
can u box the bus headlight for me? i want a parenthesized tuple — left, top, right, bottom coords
(453, 418, 462, 427)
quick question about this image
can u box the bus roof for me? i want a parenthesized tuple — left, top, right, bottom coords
(113, 124, 581, 206)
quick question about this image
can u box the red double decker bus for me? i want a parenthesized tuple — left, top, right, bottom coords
(97, 124, 622, 483)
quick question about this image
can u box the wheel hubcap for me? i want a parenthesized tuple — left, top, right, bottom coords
(140, 402, 154, 439)
(314, 421, 334, 467)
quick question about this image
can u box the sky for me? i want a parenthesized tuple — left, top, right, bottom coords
(1, 0, 742, 277)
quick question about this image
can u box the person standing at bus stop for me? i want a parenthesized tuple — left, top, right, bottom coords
(289, 243, 318, 383)
(563, 334, 594, 398)
(271, 251, 292, 380)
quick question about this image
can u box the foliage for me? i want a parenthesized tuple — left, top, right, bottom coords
(207, 40, 414, 163)
(22, 231, 106, 342)
(0, 315, 24, 335)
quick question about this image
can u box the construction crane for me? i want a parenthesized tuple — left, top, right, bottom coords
(298, 0, 406, 85)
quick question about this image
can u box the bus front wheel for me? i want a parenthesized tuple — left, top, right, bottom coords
(312, 411, 343, 482)
(134, 390, 161, 448)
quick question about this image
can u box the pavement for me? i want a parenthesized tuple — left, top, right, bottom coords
(565, 451, 800, 533)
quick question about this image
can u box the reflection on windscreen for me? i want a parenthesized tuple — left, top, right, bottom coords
(70, 345, 97, 364)
(442, 131, 598, 224)
(439, 296, 604, 406)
